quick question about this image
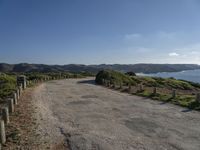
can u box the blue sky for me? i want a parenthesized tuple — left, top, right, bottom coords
(0, 0, 200, 64)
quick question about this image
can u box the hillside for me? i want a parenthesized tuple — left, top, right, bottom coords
(92, 64, 200, 73)
(95, 70, 200, 110)
(0, 63, 200, 73)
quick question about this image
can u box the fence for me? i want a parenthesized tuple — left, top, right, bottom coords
(0, 75, 68, 148)
(102, 79, 200, 103)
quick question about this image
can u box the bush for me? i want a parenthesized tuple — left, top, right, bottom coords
(125, 72, 136, 76)
(138, 76, 158, 87)
(162, 78, 193, 90)
(25, 72, 88, 80)
(95, 70, 134, 85)
(0, 74, 17, 98)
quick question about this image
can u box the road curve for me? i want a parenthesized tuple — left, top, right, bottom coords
(32, 78, 200, 150)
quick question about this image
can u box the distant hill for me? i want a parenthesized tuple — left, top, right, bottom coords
(0, 63, 200, 74)
(91, 64, 200, 73)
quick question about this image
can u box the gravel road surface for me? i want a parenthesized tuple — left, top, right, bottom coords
(32, 78, 200, 150)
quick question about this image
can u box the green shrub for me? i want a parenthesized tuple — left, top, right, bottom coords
(164, 79, 193, 90)
(95, 70, 135, 85)
(0, 74, 17, 98)
(125, 72, 136, 76)
(25, 72, 87, 80)
(138, 76, 158, 87)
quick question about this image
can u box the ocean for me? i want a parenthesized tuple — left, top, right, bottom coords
(139, 69, 200, 83)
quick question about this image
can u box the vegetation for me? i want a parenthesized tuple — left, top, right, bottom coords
(95, 70, 200, 110)
(0, 74, 17, 98)
(95, 70, 134, 85)
(125, 72, 136, 76)
(24, 72, 93, 81)
(1, 68, 200, 110)
(0, 63, 199, 74)
(0, 71, 93, 99)
(133, 76, 194, 90)
(136, 91, 199, 110)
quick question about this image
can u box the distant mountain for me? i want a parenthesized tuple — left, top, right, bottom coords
(91, 64, 200, 73)
(0, 63, 200, 74)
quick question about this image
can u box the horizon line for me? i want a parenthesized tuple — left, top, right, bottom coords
(0, 62, 199, 66)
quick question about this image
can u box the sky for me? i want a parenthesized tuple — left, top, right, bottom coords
(0, 0, 200, 65)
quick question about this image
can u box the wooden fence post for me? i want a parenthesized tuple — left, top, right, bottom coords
(18, 87, 21, 97)
(19, 84, 23, 96)
(16, 89, 20, 100)
(153, 87, 157, 95)
(0, 119, 6, 144)
(102, 79, 105, 86)
(139, 84, 144, 91)
(13, 92, 18, 105)
(1, 107, 9, 124)
(7, 98, 14, 113)
(196, 93, 200, 103)
(172, 89, 176, 98)
(19, 86, 21, 96)
(104, 79, 107, 86)
(104, 80, 107, 86)
(20, 84, 23, 91)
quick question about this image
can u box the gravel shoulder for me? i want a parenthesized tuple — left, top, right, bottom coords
(30, 78, 200, 150)
(3, 86, 41, 150)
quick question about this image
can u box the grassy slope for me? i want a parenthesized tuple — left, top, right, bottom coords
(95, 70, 200, 110)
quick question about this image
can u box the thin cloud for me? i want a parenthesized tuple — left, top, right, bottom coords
(169, 52, 180, 57)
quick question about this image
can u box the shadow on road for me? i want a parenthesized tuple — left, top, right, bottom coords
(181, 109, 193, 113)
(159, 102, 168, 105)
(77, 79, 96, 85)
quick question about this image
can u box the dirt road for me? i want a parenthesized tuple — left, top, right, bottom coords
(32, 78, 200, 150)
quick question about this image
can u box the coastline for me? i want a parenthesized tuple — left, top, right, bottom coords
(136, 69, 200, 84)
